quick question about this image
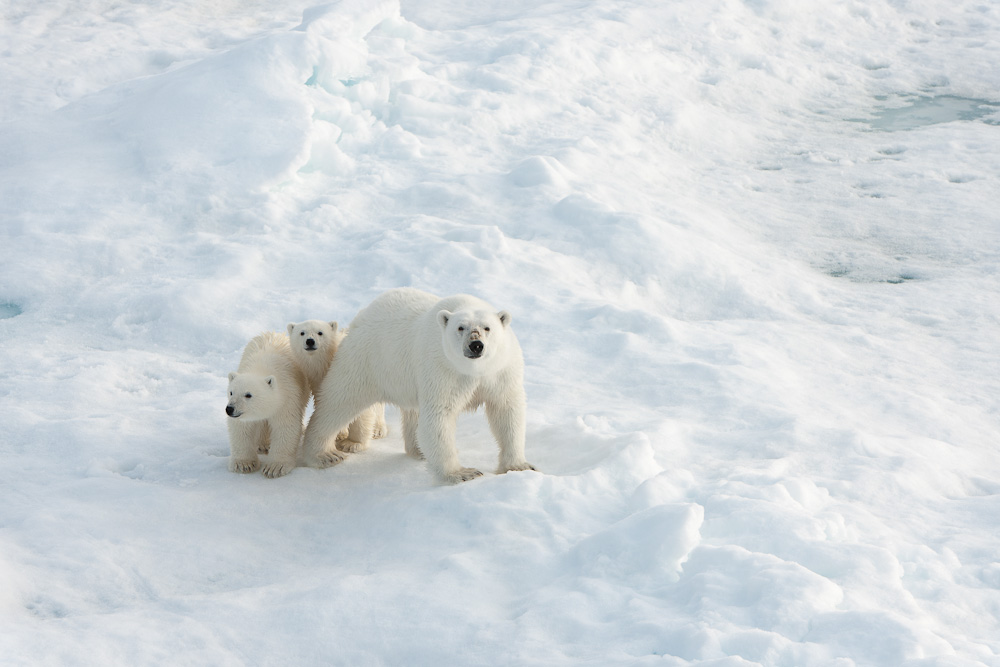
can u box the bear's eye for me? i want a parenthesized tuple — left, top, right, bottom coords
(484, 326, 490, 332)
(244, 393, 252, 399)
(458, 326, 465, 332)
(300, 331, 305, 336)
(317, 331, 323, 336)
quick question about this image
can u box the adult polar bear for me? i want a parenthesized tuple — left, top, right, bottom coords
(303, 288, 535, 484)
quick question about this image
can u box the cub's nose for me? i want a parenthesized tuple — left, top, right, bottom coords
(469, 340, 484, 355)
(225, 405, 236, 416)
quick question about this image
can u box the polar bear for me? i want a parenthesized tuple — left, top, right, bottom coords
(302, 288, 535, 484)
(226, 331, 309, 478)
(286, 319, 388, 447)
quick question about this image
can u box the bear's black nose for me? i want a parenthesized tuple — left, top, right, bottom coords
(226, 405, 235, 416)
(469, 340, 484, 355)
(305, 338, 316, 348)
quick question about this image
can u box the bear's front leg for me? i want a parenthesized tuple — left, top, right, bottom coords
(486, 385, 535, 475)
(260, 419, 302, 479)
(228, 420, 263, 474)
(417, 404, 482, 484)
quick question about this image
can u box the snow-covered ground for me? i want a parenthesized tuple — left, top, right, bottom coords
(2, 0, 999, 664)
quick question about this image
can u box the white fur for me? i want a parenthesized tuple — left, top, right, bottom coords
(286, 319, 389, 449)
(302, 288, 534, 484)
(226, 331, 309, 478)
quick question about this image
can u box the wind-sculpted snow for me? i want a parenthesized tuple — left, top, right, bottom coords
(1, 0, 999, 664)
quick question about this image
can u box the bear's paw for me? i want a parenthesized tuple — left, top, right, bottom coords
(445, 467, 484, 484)
(336, 439, 369, 454)
(499, 462, 537, 474)
(261, 460, 295, 479)
(316, 449, 347, 468)
(229, 458, 261, 474)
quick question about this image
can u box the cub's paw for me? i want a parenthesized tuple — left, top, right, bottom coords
(257, 442, 270, 455)
(337, 439, 369, 454)
(315, 450, 346, 468)
(261, 460, 295, 479)
(229, 458, 260, 474)
(499, 462, 537, 474)
(372, 420, 388, 440)
(334, 428, 351, 442)
(444, 467, 484, 484)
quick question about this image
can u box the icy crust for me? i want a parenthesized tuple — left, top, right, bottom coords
(2, 0, 1000, 664)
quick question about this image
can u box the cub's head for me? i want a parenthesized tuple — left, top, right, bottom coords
(226, 372, 281, 421)
(437, 307, 512, 376)
(286, 320, 339, 356)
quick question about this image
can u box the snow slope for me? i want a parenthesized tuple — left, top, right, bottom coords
(1, 0, 999, 664)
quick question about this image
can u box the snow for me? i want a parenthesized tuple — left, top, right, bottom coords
(2, 0, 999, 664)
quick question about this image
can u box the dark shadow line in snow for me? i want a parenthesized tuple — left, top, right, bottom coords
(0, 301, 23, 319)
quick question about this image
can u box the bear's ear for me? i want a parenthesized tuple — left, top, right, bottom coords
(265, 376, 276, 387)
(329, 321, 339, 335)
(287, 323, 296, 335)
(437, 310, 452, 329)
(228, 371, 238, 383)
(498, 311, 512, 328)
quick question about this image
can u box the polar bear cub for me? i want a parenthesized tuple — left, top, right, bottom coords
(286, 319, 388, 449)
(226, 331, 309, 478)
(302, 288, 535, 484)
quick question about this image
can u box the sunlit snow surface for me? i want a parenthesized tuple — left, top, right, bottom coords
(2, 0, 1000, 665)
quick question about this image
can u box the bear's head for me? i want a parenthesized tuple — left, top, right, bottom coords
(287, 320, 339, 355)
(226, 372, 282, 421)
(437, 307, 512, 376)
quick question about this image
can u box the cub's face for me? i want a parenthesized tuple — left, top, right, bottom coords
(287, 320, 339, 355)
(437, 307, 511, 376)
(226, 372, 279, 420)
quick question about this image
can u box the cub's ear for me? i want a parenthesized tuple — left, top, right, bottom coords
(329, 321, 339, 335)
(437, 310, 452, 329)
(287, 323, 296, 335)
(265, 376, 276, 387)
(498, 311, 512, 328)
(228, 371, 238, 383)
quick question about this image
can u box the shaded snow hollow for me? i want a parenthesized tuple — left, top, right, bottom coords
(1, 0, 1000, 665)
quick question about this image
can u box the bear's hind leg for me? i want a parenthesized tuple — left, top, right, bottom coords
(337, 407, 375, 453)
(303, 391, 374, 468)
(402, 409, 422, 459)
(371, 403, 389, 439)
